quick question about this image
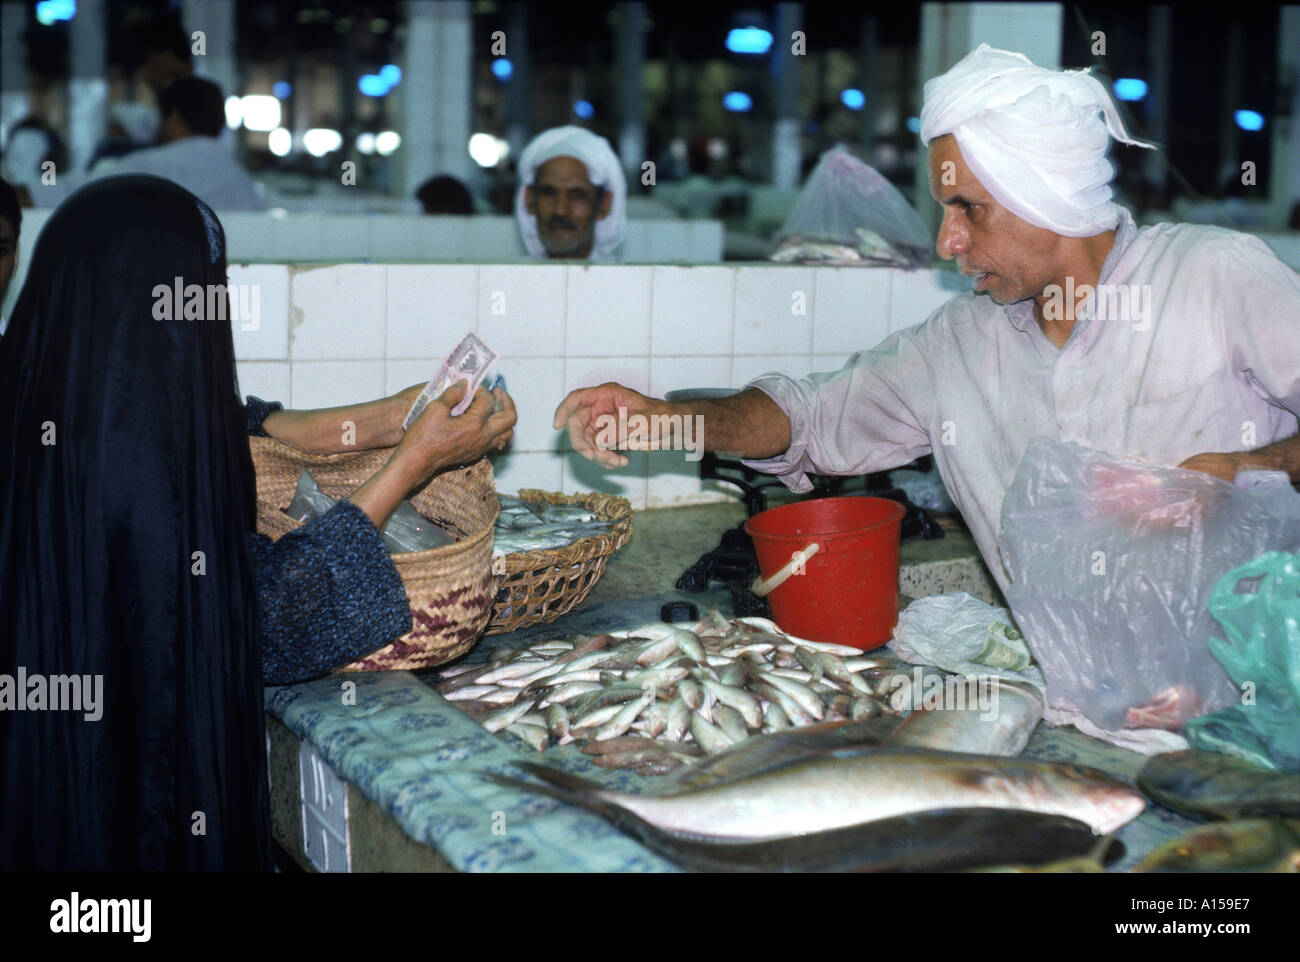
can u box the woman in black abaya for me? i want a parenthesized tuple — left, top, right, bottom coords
(0, 177, 514, 870)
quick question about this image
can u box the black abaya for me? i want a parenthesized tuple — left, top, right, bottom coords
(0, 176, 273, 871)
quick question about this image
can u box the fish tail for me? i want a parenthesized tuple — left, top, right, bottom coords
(483, 768, 611, 818)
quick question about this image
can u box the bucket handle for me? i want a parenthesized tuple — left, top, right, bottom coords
(751, 542, 820, 597)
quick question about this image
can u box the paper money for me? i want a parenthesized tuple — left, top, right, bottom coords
(403, 332, 499, 428)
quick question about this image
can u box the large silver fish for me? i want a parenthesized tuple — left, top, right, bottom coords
(884, 678, 1044, 757)
(498, 745, 1146, 838)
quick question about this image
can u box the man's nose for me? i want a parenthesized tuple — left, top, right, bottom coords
(553, 192, 572, 216)
(936, 209, 967, 260)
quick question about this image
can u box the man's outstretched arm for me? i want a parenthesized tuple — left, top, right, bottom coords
(553, 382, 791, 467)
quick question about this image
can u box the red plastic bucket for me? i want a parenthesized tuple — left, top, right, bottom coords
(745, 496, 905, 650)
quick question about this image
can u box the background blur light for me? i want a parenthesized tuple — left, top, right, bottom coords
(841, 88, 866, 110)
(240, 95, 281, 132)
(268, 127, 292, 156)
(303, 128, 343, 157)
(1234, 109, 1264, 131)
(1113, 78, 1149, 101)
(725, 27, 772, 55)
(723, 91, 753, 112)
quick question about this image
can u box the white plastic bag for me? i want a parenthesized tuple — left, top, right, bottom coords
(997, 439, 1300, 733)
(772, 146, 932, 267)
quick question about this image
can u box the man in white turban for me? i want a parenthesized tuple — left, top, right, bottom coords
(515, 125, 626, 261)
(556, 44, 1300, 600)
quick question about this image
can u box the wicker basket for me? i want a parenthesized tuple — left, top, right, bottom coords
(249, 436, 499, 671)
(486, 489, 634, 635)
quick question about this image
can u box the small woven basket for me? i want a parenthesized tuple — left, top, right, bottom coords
(249, 436, 498, 671)
(486, 489, 634, 635)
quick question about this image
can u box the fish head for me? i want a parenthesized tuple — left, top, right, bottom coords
(1046, 763, 1147, 834)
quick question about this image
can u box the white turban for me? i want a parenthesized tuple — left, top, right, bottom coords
(515, 125, 626, 261)
(920, 44, 1156, 237)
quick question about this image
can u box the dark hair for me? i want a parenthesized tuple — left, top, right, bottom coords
(0, 178, 20, 240)
(132, 12, 192, 64)
(157, 76, 226, 138)
(416, 175, 475, 215)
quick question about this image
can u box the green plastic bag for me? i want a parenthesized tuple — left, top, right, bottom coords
(1186, 551, 1300, 773)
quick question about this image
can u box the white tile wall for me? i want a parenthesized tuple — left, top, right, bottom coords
(236, 361, 291, 406)
(491, 451, 563, 495)
(651, 266, 733, 356)
(734, 266, 814, 355)
(290, 265, 387, 360)
(478, 265, 566, 357)
(386, 265, 478, 358)
(890, 267, 966, 331)
(291, 360, 386, 409)
(566, 265, 652, 357)
(228, 264, 290, 360)
(211, 261, 976, 505)
(812, 267, 892, 354)
(492, 357, 567, 453)
(731, 354, 813, 389)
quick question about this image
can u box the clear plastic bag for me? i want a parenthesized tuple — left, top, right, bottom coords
(997, 439, 1300, 733)
(1186, 551, 1300, 773)
(285, 469, 455, 553)
(772, 145, 932, 267)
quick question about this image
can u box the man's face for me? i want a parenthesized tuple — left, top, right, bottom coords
(525, 156, 612, 258)
(927, 135, 1066, 305)
(0, 216, 17, 308)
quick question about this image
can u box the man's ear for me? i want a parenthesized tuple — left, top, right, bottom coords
(596, 188, 612, 221)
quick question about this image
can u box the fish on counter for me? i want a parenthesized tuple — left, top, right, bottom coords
(882, 677, 1044, 758)
(492, 745, 1147, 842)
(1137, 750, 1300, 821)
(1132, 818, 1300, 873)
(434, 614, 910, 770)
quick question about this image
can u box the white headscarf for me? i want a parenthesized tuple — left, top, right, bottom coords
(920, 44, 1156, 237)
(514, 125, 626, 261)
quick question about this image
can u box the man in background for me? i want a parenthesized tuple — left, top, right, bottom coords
(93, 77, 264, 212)
(515, 125, 626, 261)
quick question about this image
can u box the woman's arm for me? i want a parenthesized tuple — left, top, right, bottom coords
(260, 384, 424, 454)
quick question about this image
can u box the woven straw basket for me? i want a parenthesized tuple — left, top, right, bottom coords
(486, 489, 634, 635)
(249, 436, 498, 671)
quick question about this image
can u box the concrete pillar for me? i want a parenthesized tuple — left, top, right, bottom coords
(399, 0, 472, 196)
(1270, 5, 1300, 228)
(503, 2, 531, 163)
(616, 1, 646, 179)
(914, 2, 1063, 233)
(184, 0, 237, 103)
(0, 1, 28, 145)
(1143, 5, 1171, 195)
(68, 0, 108, 175)
(770, 2, 804, 189)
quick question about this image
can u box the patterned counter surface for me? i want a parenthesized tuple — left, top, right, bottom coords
(266, 586, 1199, 873)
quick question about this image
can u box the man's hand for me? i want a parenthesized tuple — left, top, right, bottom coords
(553, 381, 668, 468)
(1177, 452, 1245, 482)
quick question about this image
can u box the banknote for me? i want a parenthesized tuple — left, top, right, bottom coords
(403, 332, 499, 428)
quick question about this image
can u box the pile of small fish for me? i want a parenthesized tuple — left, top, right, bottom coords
(493, 494, 614, 554)
(435, 613, 905, 773)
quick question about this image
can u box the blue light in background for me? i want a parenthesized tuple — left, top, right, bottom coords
(1112, 78, 1148, 101)
(492, 58, 514, 80)
(35, 0, 75, 24)
(841, 88, 865, 110)
(1234, 109, 1264, 131)
(272, 81, 292, 99)
(379, 64, 402, 86)
(358, 74, 389, 97)
(723, 91, 753, 113)
(726, 27, 773, 55)
(905, 116, 920, 133)
(573, 99, 595, 119)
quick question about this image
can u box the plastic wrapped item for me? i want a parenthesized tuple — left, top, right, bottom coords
(997, 439, 1300, 733)
(891, 466, 958, 513)
(772, 145, 932, 268)
(1186, 552, 1300, 773)
(892, 592, 1037, 676)
(284, 469, 455, 553)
